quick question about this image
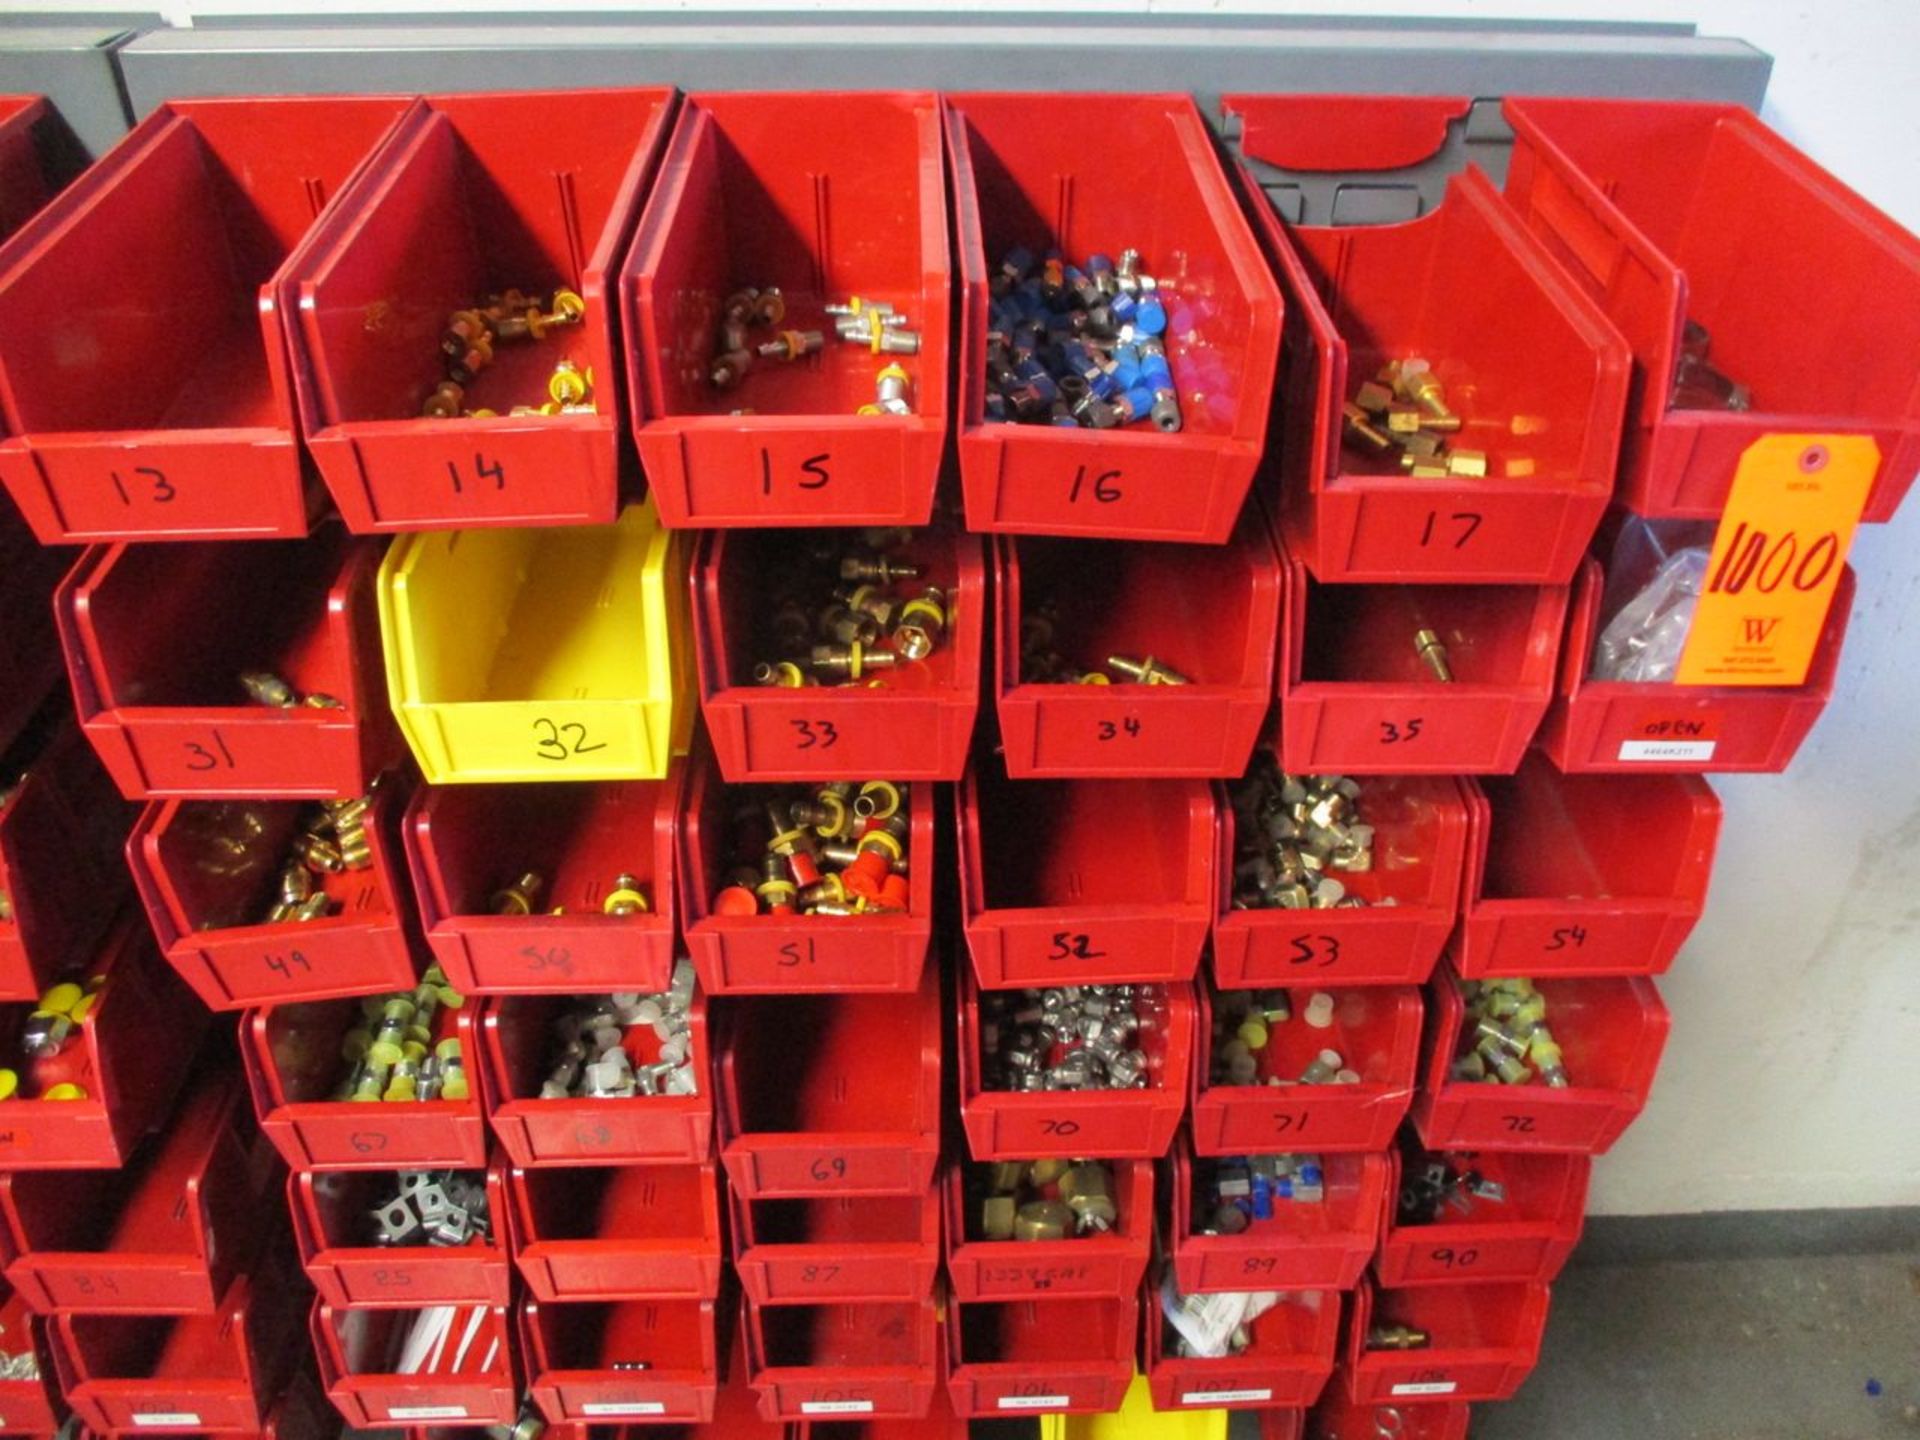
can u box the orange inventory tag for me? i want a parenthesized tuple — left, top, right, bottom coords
(1675, 434, 1876, 687)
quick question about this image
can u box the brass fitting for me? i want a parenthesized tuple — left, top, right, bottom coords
(1392, 358, 1453, 422)
(808, 642, 898, 681)
(892, 588, 947, 661)
(1414, 629, 1454, 683)
(603, 874, 649, 917)
(547, 359, 591, 407)
(710, 349, 752, 390)
(1366, 1324, 1431, 1351)
(240, 671, 296, 708)
(757, 329, 823, 362)
(1107, 654, 1191, 686)
(752, 660, 809, 688)
(1013, 1199, 1073, 1242)
(491, 871, 544, 916)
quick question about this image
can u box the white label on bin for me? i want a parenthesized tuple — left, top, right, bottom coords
(1391, 1382, 1459, 1396)
(584, 1402, 668, 1416)
(801, 1401, 874, 1414)
(998, 1396, 1071, 1410)
(1618, 739, 1716, 762)
(1183, 1389, 1273, 1404)
(133, 1416, 201, 1428)
(390, 1406, 469, 1419)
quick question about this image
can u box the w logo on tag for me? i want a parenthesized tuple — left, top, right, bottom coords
(1742, 616, 1783, 643)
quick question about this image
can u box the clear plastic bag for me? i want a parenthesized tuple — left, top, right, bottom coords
(1591, 517, 1716, 684)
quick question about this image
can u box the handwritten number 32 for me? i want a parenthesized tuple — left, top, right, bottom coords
(533, 718, 608, 761)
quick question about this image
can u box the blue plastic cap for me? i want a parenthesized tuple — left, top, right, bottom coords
(1135, 297, 1167, 336)
(1109, 291, 1137, 324)
(1086, 252, 1114, 276)
(1141, 354, 1174, 388)
(1111, 358, 1142, 390)
(1121, 385, 1155, 418)
(1088, 370, 1119, 400)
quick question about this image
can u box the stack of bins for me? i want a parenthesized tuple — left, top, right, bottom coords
(625, 91, 958, 1428)
(945, 91, 1303, 1425)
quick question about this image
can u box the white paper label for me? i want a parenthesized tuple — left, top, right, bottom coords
(800, 1400, 874, 1414)
(1184, 1389, 1274, 1404)
(998, 1395, 1071, 1410)
(390, 1406, 469, 1420)
(1618, 740, 1716, 762)
(583, 1402, 668, 1416)
(1391, 1381, 1459, 1396)
(133, 1416, 201, 1428)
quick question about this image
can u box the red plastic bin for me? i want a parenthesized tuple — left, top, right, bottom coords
(943, 1159, 1151, 1303)
(1223, 95, 1628, 584)
(291, 1164, 510, 1309)
(947, 1296, 1134, 1417)
(0, 95, 82, 246)
(406, 768, 681, 996)
(1374, 1148, 1589, 1288)
(54, 527, 400, 800)
(1410, 964, 1670, 1155)
(525, 1296, 720, 1424)
(733, 1187, 939, 1306)
(1342, 1278, 1547, 1404)
(312, 1297, 516, 1427)
(289, 89, 676, 533)
(54, 1262, 306, 1435)
(625, 92, 949, 528)
(1144, 1282, 1340, 1411)
(1213, 769, 1469, 989)
(958, 765, 1212, 988)
(243, 998, 489, 1171)
(1308, 1378, 1470, 1439)
(1191, 981, 1421, 1157)
(1503, 97, 1920, 523)
(718, 966, 941, 1198)
(681, 748, 934, 995)
(0, 715, 133, 1002)
(0, 918, 206, 1170)
(1276, 544, 1569, 775)
(1, 1073, 275, 1314)
(0, 1282, 60, 1434)
(480, 992, 713, 1167)
(796, 1395, 967, 1439)
(992, 508, 1281, 779)
(510, 1161, 723, 1303)
(128, 777, 416, 1011)
(1170, 1137, 1387, 1294)
(692, 526, 984, 782)
(945, 92, 1283, 544)
(1537, 555, 1853, 774)
(1456, 755, 1719, 979)
(0, 97, 413, 544)
(746, 1299, 939, 1423)
(957, 966, 1193, 1162)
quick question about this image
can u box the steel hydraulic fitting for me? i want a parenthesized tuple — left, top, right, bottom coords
(979, 985, 1162, 1093)
(367, 1169, 493, 1249)
(536, 963, 700, 1100)
(1393, 1137, 1509, 1226)
(757, 328, 824, 362)
(490, 871, 545, 917)
(1451, 977, 1570, 1087)
(748, 533, 947, 684)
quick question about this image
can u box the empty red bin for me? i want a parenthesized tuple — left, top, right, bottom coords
(54, 1262, 307, 1435)
(1213, 769, 1469, 989)
(407, 768, 681, 996)
(1222, 95, 1628, 585)
(734, 1188, 939, 1306)
(1342, 1278, 1548, 1404)
(480, 993, 712, 1168)
(943, 1160, 1151, 1303)
(1170, 1137, 1387, 1294)
(718, 967, 941, 1199)
(312, 1298, 517, 1427)
(1145, 1282, 1340, 1411)
(289, 89, 676, 533)
(680, 748, 934, 995)
(1275, 544, 1569, 775)
(1374, 1148, 1589, 1288)
(0, 1283, 60, 1433)
(55, 526, 400, 800)
(1503, 98, 1920, 523)
(947, 1296, 1135, 1417)
(945, 93, 1282, 545)
(1191, 982, 1421, 1157)
(1538, 555, 1853, 774)
(0, 507, 70, 760)
(511, 1161, 723, 1303)
(993, 509, 1281, 780)
(625, 92, 949, 529)
(291, 1164, 510, 1309)
(0, 919, 206, 1170)
(692, 526, 984, 783)
(957, 966, 1193, 1163)
(747, 1299, 940, 1422)
(2, 1073, 276, 1314)
(243, 999, 488, 1170)
(958, 766, 1212, 988)
(1456, 755, 1719, 979)
(128, 776, 416, 1012)
(1410, 964, 1669, 1155)
(0, 95, 84, 246)
(0, 97, 414, 544)
(1308, 1377, 1470, 1439)
(525, 1296, 720, 1424)
(0, 714, 135, 1003)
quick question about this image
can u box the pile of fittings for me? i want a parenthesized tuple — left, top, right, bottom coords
(421, 285, 593, 418)
(1191, 1152, 1326, 1236)
(750, 537, 949, 689)
(240, 668, 339, 711)
(1340, 356, 1484, 477)
(707, 287, 920, 417)
(1019, 596, 1191, 688)
(255, 789, 378, 925)
(1212, 989, 1364, 1089)
(980, 986, 1166, 1093)
(1228, 761, 1384, 912)
(969, 1158, 1118, 1242)
(487, 868, 648, 919)
(1395, 1142, 1508, 1226)
(538, 963, 700, 1100)
(364, 1169, 493, 1251)
(333, 966, 471, 1104)
(0, 976, 104, 1101)
(709, 780, 910, 918)
(1451, 977, 1569, 1087)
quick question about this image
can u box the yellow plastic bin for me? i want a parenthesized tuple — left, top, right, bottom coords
(1044, 1375, 1228, 1440)
(377, 499, 692, 782)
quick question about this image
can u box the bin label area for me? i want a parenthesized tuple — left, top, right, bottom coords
(584, 1401, 668, 1415)
(999, 1394, 1073, 1409)
(1675, 434, 1874, 687)
(801, 1399, 875, 1414)
(1619, 708, 1723, 763)
(390, 1405, 470, 1419)
(1184, 1388, 1274, 1404)
(1391, 1381, 1459, 1395)
(133, 1416, 202, 1427)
